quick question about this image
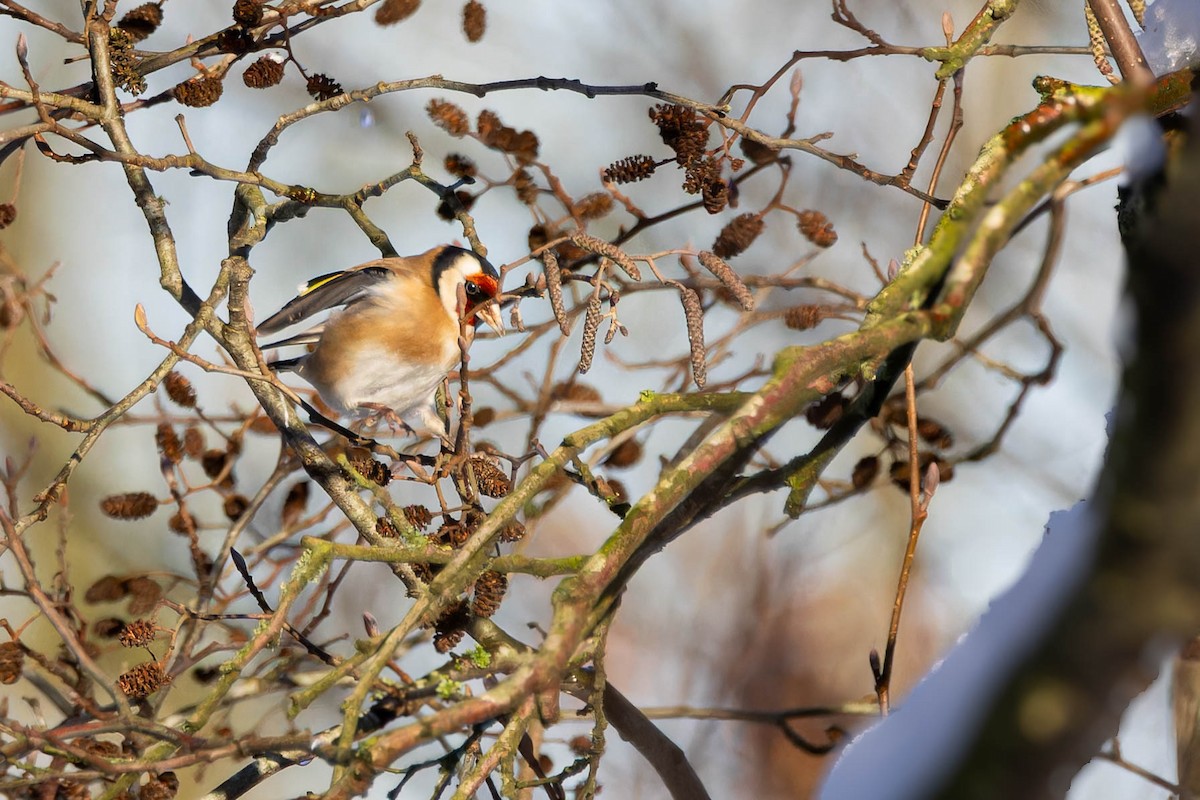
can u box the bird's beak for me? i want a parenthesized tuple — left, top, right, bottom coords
(475, 302, 505, 337)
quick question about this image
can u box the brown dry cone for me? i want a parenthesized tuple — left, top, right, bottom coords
(155, 423, 183, 464)
(433, 600, 471, 653)
(0, 203, 15, 229)
(514, 168, 538, 205)
(551, 380, 601, 403)
(650, 104, 708, 166)
(468, 455, 511, 498)
(376, 0, 420, 24)
(281, 481, 309, 527)
(201, 449, 232, 479)
(462, 0, 486, 41)
(85, 575, 128, 603)
(125, 576, 163, 615)
(604, 155, 657, 184)
(916, 418, 954, 450)
(233, 0, 264, 26)
(117, 661, 169, 698)
(174, 76, 224, 108)
(222, 494, 250, 520)
(118, 619, 156, 648)
(306, 73, 343, 101)
(444, 153, 477, 178)
(182, 426, 204, 458)
(163, 371, 196, 407)
(117, 2, 162, 41)
(739, 137, 779, 165)
(784, 305, 827, 331)
(350, 457, 392, 486)
(498, 520, 526, 543)
(427, 99, 470, 136)
(140, 773, 179, 800)
(804, 393, 846, 429)
(604, 438, 643, 469)
(471, 570, 508, 617)
(76, 738, 123, 759)
(435, 520, 470, 548)
(100, 492, 159, 520)
(167, 510, 194, 535)
(375, 516, 400, 538)
(850, 455, 879, 489)
(712, 213, 765, 258)
(216, 27, 254, 54)
(797, 209, 838, 248)
(402, 504, 434, 530)
(0, 641, 24, 684)
(243, 56, 284, 89)
(93, 618, 125, 638)
(573, 192, 614, 220)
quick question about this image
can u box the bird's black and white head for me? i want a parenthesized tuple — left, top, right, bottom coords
(430, 246, 504, 335)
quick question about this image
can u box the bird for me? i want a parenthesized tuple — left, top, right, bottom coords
(257, 245, 505, 437)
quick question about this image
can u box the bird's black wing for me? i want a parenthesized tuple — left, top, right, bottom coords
(257, 265, 392, 335)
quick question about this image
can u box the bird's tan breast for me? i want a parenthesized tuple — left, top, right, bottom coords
(301, 273, 461, 412)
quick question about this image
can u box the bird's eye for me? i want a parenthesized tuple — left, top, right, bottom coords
(465, 282, 482, 297)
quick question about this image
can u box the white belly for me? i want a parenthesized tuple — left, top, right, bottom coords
(305, 344, 457, 419)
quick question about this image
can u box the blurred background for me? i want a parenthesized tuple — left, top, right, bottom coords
(0, 1, 1163, 797)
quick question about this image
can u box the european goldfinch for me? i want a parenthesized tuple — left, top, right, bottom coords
(258, 245, 504, 434)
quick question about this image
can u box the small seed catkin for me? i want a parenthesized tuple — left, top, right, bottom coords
(570, 234, 641, 281)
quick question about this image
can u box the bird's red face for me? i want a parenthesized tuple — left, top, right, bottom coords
(463, 271, 503, 334)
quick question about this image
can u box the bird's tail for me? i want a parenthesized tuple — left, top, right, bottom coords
(268, 357, 304, 373)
